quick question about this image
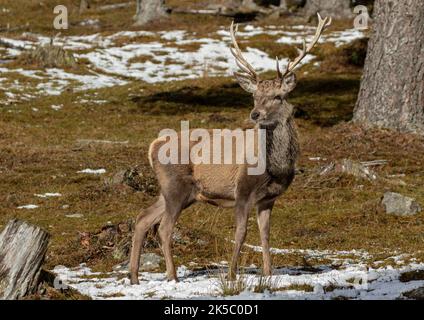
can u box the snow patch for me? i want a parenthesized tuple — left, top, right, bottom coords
(17, 204, 39, 209)
(78, 168, 106, 174)
(35, 193, 62, 198)
(52, 248, 424, 300)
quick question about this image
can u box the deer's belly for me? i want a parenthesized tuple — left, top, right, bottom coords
(193, 164, 238, 207)
(195, 193, 236, 208)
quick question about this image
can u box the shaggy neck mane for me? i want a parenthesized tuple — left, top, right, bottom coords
(262, 102, 299, 180)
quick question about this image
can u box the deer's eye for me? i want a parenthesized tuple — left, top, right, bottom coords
(274, 96, 283, 103)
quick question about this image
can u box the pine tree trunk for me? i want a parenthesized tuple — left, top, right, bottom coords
(279, 0, 288, 10)
(134, 0, 167, 26)
(353, 0, 424, 134)
(0, 220, 50, 299)
(79, 0, 90, 13)
(303, 0, 352, 19)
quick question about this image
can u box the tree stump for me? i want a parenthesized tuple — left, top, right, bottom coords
(0, 219, 50, 299)
(133, 0, 168, 26)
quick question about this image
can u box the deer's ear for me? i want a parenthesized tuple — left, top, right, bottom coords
(281, 72, 297, 94)
(234, 73, 257, 93)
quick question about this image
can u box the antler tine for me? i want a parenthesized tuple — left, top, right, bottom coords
(230, 21, 258, 81)
(276, 56, 283, 79)
(283, 13, 332, 76)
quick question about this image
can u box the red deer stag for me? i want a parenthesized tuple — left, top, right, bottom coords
(129, 14, 332, 284)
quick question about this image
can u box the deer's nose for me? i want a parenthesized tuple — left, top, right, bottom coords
(251, 111, 260, 121)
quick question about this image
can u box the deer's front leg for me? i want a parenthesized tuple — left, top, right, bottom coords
(256, 200, 274, 276)
(229, 200, 253, 280)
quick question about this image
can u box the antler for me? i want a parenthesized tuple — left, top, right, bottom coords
(230, 21, 258, 83)
(278, 13, 332, 78)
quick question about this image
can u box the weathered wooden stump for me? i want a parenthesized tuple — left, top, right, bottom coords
(0, 219, 50, 299)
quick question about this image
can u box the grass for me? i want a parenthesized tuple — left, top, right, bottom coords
(217, 272, 315, 296)
(1, 68, 424, 272)
(1, 0, 424, 297)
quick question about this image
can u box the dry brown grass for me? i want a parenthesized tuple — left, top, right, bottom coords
(1, 69, 423, 273)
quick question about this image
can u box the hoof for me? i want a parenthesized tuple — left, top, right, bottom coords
(262, 270, 272, 277)
(129, 275, 140, 285)
(226, 272, 237, 281)
(167, 276, 179, 282)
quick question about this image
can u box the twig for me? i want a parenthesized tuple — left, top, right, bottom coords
(98, 2, 132, 11)
(360, 160, 388, 167)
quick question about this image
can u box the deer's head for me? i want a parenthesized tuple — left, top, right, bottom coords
(230, 14, 332, 127)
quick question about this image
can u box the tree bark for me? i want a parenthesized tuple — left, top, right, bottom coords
(0, 219, 50, 299)
(353, 0, 424, 134)
(303, 0, 352, 19)
(134, 0, 168, 26)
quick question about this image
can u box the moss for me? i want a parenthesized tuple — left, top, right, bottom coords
(399, 270, 424, 283)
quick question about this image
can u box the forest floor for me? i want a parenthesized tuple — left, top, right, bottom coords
(1, 0, 424, 300)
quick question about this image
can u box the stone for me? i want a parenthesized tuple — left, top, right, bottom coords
(140, 253, 163, 271)
(113, 253, 163, 272)
(104, 167, 158, 196)
(381, 192, 422, 216)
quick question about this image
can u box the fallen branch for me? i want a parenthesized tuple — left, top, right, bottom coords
(98, 2, 132, 11)
(76, 139, 129, 146)
(360, 160, 388, 167)
(172, 5, 280, 18)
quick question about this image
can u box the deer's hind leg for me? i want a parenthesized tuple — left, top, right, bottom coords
(130, 194, 165, 285)
(158, 184, 196, 282)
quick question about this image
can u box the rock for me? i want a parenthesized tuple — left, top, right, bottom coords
(381, 192, 422, 216)
(140, 253, 163, 271)
(403, 287, 424, 300)
(113, 253, 163, 272)
(104, 167, 158, 196)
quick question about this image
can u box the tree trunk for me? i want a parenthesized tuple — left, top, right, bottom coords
(353, 0, 424, 134)
(79, 0, 90, 13)
(303, 0, 352, 19)
(134, 0, 167, 26)
(0, 219, 50, 299)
